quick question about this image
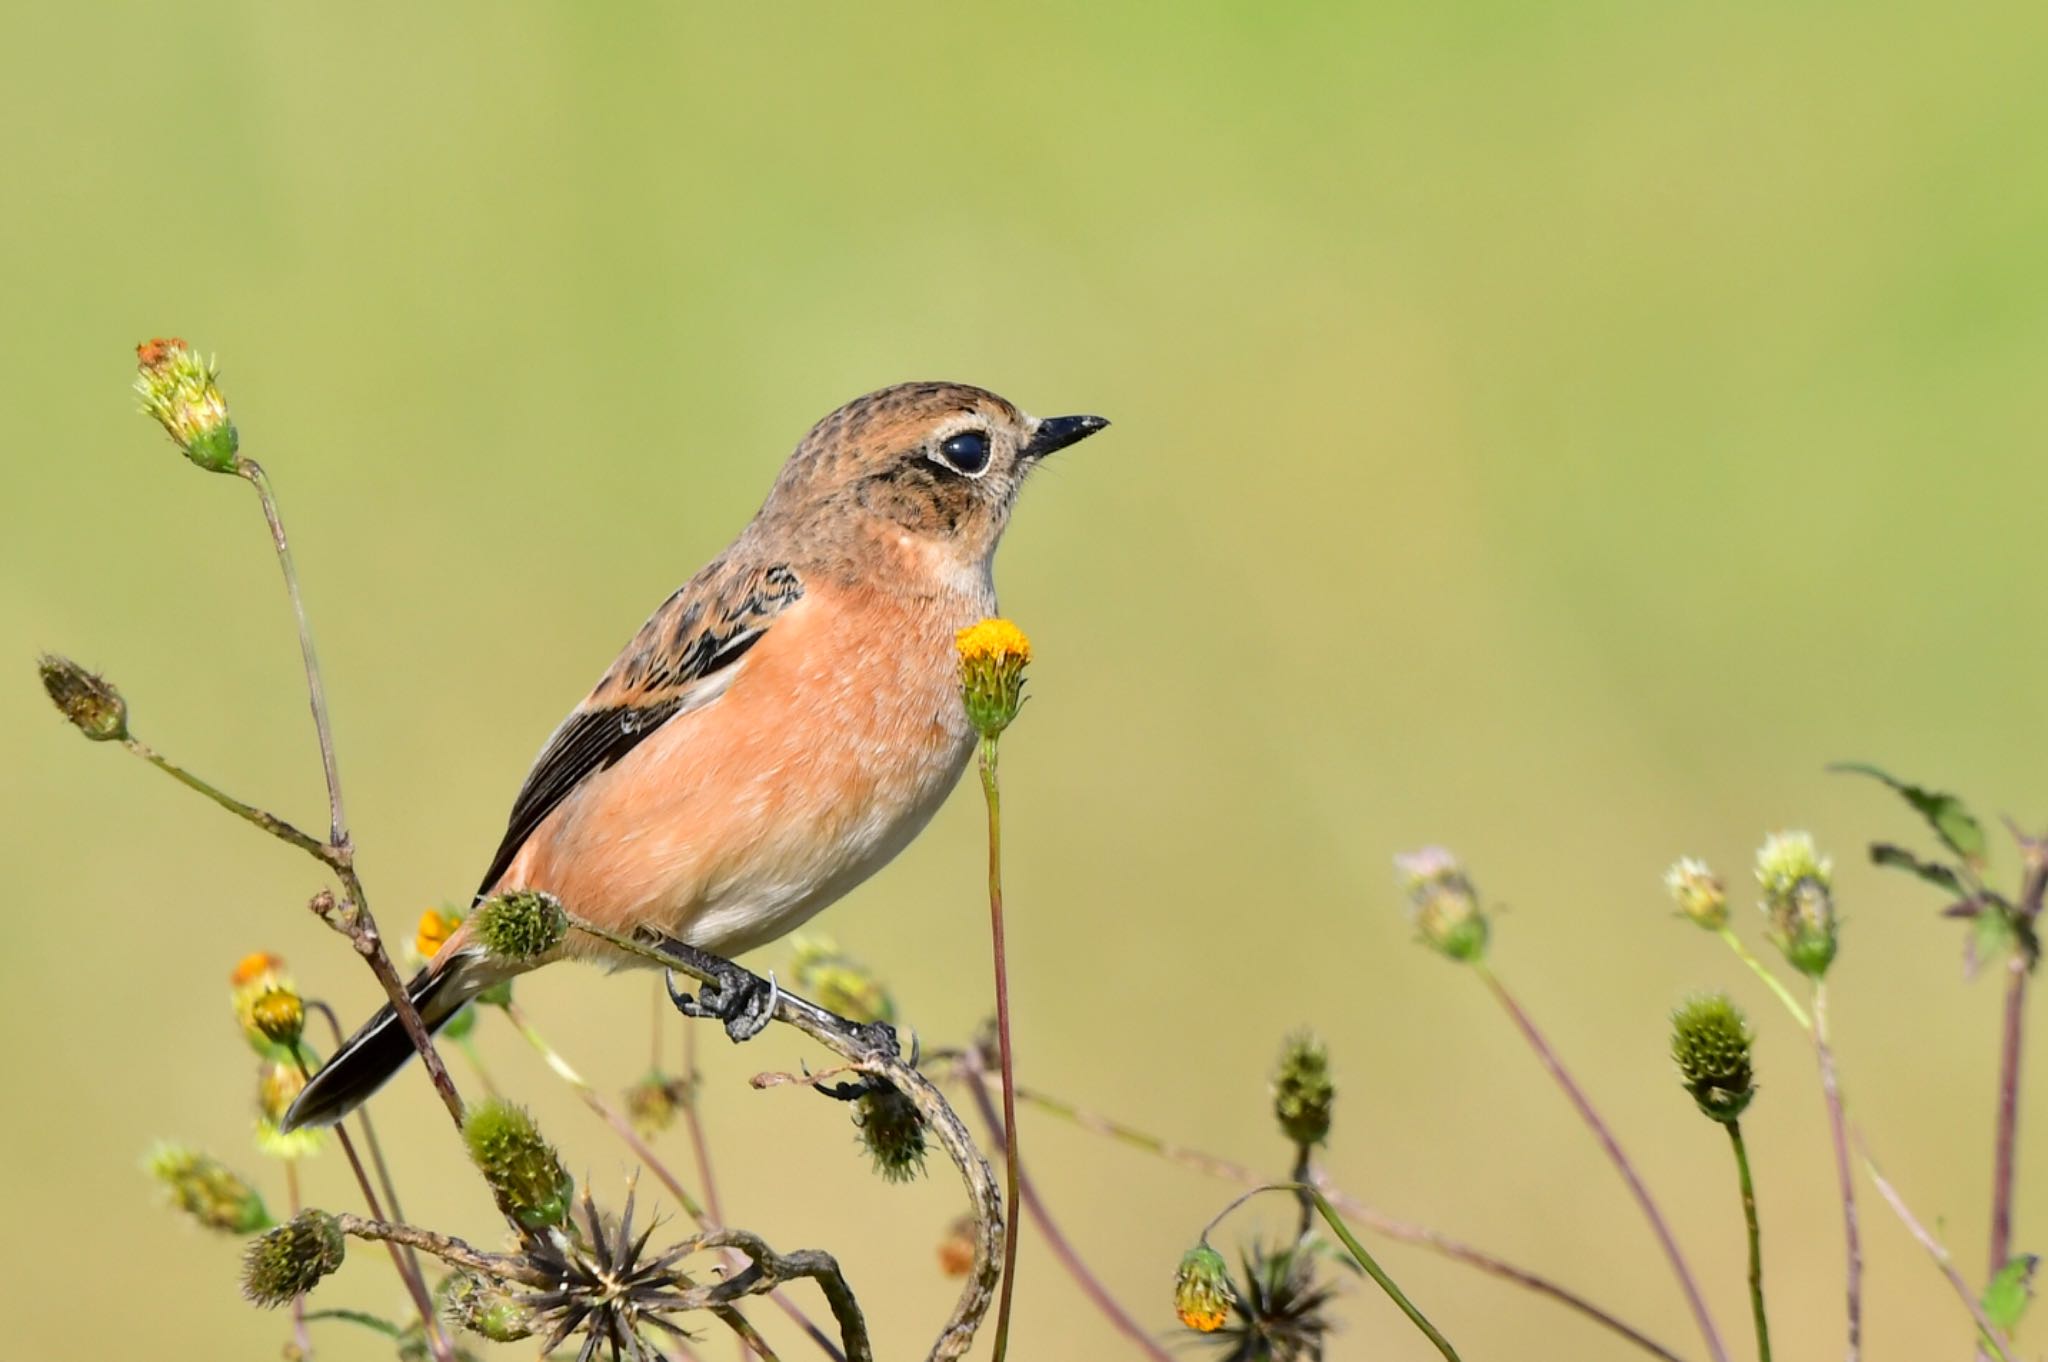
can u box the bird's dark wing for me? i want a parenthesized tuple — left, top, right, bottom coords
(473, 559, 805, 898)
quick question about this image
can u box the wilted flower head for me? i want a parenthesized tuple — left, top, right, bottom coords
(516, 1181, 700, 1360)
(1395, 846, 1488, 962)
(135, 337, 239, 473)
(241, 1209, 345, 1307)
(1174, 1243, 1236, 1333)
(1203, 1239, 1337, 1360)
(36, 654, 128, 742)
(1755, 832, 1837, 977)
(955, 617, 1031, 739)
(1670, 993, 1756, 1123)
(1665, 858, 1728, 930)
(255, 1061, 325, 1161)
(623, 1070, 695, 1137)
(465, 1100, 574, 1232)
(854, 1081, 928, 1183)
(147, 1144, 272, 1234)
(789, 934, 897, 1027)
(1271, 1032, 1334, 1148)
(472, 890, 568, 963)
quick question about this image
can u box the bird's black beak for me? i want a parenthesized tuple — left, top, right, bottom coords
(1022, 413, 1110, 459)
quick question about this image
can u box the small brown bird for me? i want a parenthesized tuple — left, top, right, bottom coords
(285, 382, 1107, 1129)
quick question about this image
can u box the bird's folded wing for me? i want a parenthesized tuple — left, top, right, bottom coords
(473, 559, 806, 899)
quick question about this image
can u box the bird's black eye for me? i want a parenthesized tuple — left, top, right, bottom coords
(936, 430, 991, 476)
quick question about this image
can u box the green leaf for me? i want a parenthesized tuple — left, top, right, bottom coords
(1981, 1252, 2037, 1334)
(1831, 762, 1987, 866)
(1871, 843, 1965, 894)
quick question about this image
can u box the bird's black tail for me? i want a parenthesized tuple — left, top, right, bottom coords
(281, 962, 477, 1131)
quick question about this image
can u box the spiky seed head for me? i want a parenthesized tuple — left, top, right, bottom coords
(445, 1270, 536, 1343)
(135, 337, 239, 473)
(1395, 845, 1489, 962)
(1670, 993, 1756, 1123)
(471, 890, 568, 963)
(147, 1144, 272, 1234)
(854, 1082, 928, 1183)
(241, 1209, 344, 1307)
(955, 617, 1032, 739)
(1665, 858, 1729, 930)
(1173, 1244, 1236, 1333)
(464, 1100, 573, 1231)
(37, 655, 128, 742)
(789, 934, 897, 1026)
(1272, 1031, 1335, 1148)
(1756, 831, 1838, 977)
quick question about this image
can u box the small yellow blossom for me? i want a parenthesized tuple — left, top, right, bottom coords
(955, 617, 1032, 738)
(416, 907, 462, 963)
(231, 954, 300, 1060)
(135, 337, 239, 473)
(1174, 1244, 1236, 1332)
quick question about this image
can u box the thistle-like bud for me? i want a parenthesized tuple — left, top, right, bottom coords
(36, 654, 128, 742)
(854, 1081, 928, 1183)
(955, 617, 1032, 739)
(444, 1271, 535, 1343)
(1395, 846, 1488, 962)
(135, 338, 239, 473)
(1665, 858, 1728, 930)
(249, 987, 305, 1049)
(789, 934, 897, 1027)
(231, 953, 301, 1062)
(1272, 1031, 1334, 1148)
(1173, 1243, 1237, 1333)
(241, 1210, 345, 1307)
(147, 1144, 272, 1233)
(1670, 993, 1757, 1123)
(624, 1071, 694, 1136)
(1755, 831, 1838, 977)
(471, 890, 568, 963)
(464, 1100, 574, 1231)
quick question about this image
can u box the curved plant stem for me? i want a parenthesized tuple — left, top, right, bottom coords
(1474, 964, 1728, 1362)
(977, 734, 1025, 1362)
(1715, 928, 1811, 1030)
(1725, 1122, 1771, 1362)
(1811, 982, 1862, 1361)
(1855, 1133, 2016, 1362)
(1202, 1183, 1462, 1361)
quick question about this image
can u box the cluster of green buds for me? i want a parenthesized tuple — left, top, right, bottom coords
(854, 1081, 928, 1183)
(147, 1144, 272, 1234)
(36, 654, 128, 742)
(1271, 1031, 1334, 1148)
(241, 1209, 345, 1307)
(1173, 1243, 1237, 1333)
(1395, 846, 1488, 962)
(1665, 857, 1729, 930)
(1755, 831, 1838, 977)
(135, 337, 240, 474)
(954, 617, 1032, 740)
(789, 934, 897, 1027)
(464, 1100, 574, 1232)
(1669, 993, 1757, 1123)
(445, 1270, 536, 1343)
(472, 890, 568, 964)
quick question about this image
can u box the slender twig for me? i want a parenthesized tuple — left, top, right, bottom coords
(958, 1068, 1688, 1362)
(1811, 983, 1862, 1361)
(1854, 1133, 2017, 1362)
(680, 1021, 727, 1228)
(1725, 1123, 1771, 1362)
(121, 736, 329, 858)
(957, 1049, 1173, 1362)
(301, 1309, 404, 1338)
(1201, 1183, 1462, 1361)
(285, 1159, 313, 1361)
(1474, 964, 1728, 1362)
(1715, 928, 1812, 1030)
(1989, 825, 2045, 1281)
(977, 734, 1024, 1362)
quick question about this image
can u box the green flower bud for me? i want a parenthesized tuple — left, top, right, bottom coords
(444, 1270, 535, 1343)
(1173, 1243, 1236, 1333)
(854, 1082, 927, 1183)
(1670, 993, 1756, 1123)
(471, 890, 568, 963)
(1664, 858, 1728, 930)
(464, 1100, 573, 1231)
(146, 1144, 272, 1233)
(241, 1210, 344, 1307)
(37, 654, 128, 742)
(1755, 832, 1838, 977)
(135, 338, 239, 473)
(1395, 846, 1488, 962)
(789, 934, 897, 1027)
(1272, 1031, 1334, 1148)
(955, 618, 1032, 739)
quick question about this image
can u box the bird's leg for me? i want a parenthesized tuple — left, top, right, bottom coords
(647, 933, 901, 1061)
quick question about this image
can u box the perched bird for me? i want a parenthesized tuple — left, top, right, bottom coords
(284, 383, 1106, 1130)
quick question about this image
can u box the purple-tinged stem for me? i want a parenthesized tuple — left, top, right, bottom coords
(1810, 983, 1862, 1362)
(1988, 959, 2027, 1277)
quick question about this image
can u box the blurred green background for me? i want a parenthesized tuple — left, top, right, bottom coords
(6, 2, 2047, 1358)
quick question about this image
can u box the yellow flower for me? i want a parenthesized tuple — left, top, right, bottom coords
(1174, 1244, 1236, 1332)
(955, 617, 1032, 738)
(231, 953, 301, 1060)
(416, 907, 462, 963)
(134, 337, 239, 473)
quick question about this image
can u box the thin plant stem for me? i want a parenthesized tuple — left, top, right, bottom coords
(1474, 964, 1728, 1362)
(971, 1070, 1688, 1362)
(285, 1159, 313, 1361)
(958, 1050, 1172, 1362)
(1811, 982, 1862, 1361)
(454, 1033, 500, 1097)
(121, 736, 329, 859)
(680, 1020, 728, 1229)
(978, 734, 1024, 1362)
(1725, 1122, 1771, 1362)
(1715, 928, 1811, 1030)
(1989, 829, 2045, 1281)
(1855, 1132, 2017, 1362)
(1202, 1183, 1462, 1361)
(302, 1309, 404, 1339)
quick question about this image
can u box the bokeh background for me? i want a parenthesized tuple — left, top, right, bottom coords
(6, 3, 2048, 1358)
